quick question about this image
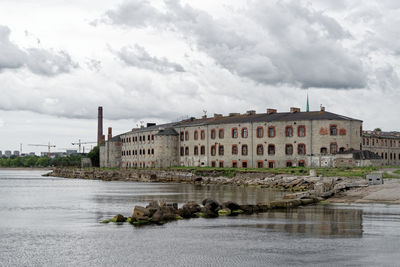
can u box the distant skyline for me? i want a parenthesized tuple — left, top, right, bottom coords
(1, 0, 400, 153)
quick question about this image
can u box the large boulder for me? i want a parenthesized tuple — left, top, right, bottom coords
(223, 201, 241, 211)
(179, 202, 201, 218)
(132, 206, 150, 220)
(202, 198, 220, 211)
(151, 206, 178, 223)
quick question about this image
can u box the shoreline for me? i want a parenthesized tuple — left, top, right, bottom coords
(0, 167, 52, 171)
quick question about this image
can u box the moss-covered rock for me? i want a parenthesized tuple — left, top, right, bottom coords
(218, 208, 231, 216)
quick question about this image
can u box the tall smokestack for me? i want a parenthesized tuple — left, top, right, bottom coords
(108, 127, 112, 141)
(98, 106, 103, 146)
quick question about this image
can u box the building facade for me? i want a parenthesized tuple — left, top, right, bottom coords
(101, 107, 366, 168)
(362, 131, 400, 166)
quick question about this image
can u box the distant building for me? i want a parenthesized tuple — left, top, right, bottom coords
(29, 152, 36, 156)
(66, 149, 78, 156)
(363, 131, 400, 166)
(13, 151, 20, 156)
(4, 150, 11, 157)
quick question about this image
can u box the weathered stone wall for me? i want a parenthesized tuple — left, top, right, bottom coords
(99, 140, 121, 168)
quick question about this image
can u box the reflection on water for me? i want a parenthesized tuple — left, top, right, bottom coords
(1, 170, 400, 266)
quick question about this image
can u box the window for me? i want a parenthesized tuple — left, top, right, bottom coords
(385, 153, 387, 159)
(143, 149, 146, 155)
(185, 147, 189, 155)
(268, 126, 275, 137)
(363, 138, 365, 146)
(286, 161, 292, 167)
(256, 144, 263, 155)
(218, 145, 224, 156)
(232, 161, 238, 168)
(330, 143, 337, 154)
(151, 135, 154, 141)
(201, 130, 205, 140)
(151, 149, 154, 155)
(339, 147, 345, 153)
(320, 147, 327, 155)
(180, 147, 184, 156)
(268, 144, 275, 155)
(219, 161, 224, 168)
(211, 145, 216, 156)
(366, 139, 369, 146)
(285, 144, 293, 155)
(139, 136, 142, 142)
(185, 131, 189, 141)
(148, 135, 150, 141)
(180, 132, 184, 141)
(242, 145, 248, 156)
(211, 161, 216, 167)
(298, 126, 306, 137)
(298, 144, 306, 155)
(285, 126, 293, 137)
(232, 128, 238, 138)
(211, 129, 216, 139)
(257, 161, 263, 168)
(194, 130, 198, 140)
(232, 145, 238, 155)
(268, 161, 275, 168)
(200, 146, 205, 155)
(298, 160, 305, 167)
(148, 149, 150, 154)
(241, 128, 248, 138)
(242, 161, 248, 168)
(330, 125, 337, 136)
(219, 129, 224, 139)
(194, 146, 199, 155)
(256, 127, 263, 138)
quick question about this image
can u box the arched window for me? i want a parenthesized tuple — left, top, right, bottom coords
(180, 147, 184, 156)
(256, 127, 263, 138)
(241, 128, 248, 138)
(211, 145, 216, 156)
(285, 126, 293, 137)
(256, 144, 263, 155)
(241, 145, 248, 156)
(211, 129, 216, 139)
(268, 144, 275, 155)
(194, 130, 198, 140)
(194, 146, 199, 155)
(298, 144, 306, 155)
(232, 145, 238, 155)
(185, 147, 189, 155)
(218, 145, 224, 156)
(219, 129, 224, 139)
(200, 130, 205, 140)
(320, 147, 327, 155)
(180, 132, 184, 141)
(185, 131, 189, 141)
(151, 149, 154, 155)
(330, 143, 337, 154)
(200, 146, 205, 155)
(232, 128, 238, 138)
(285, 144, 293, 155)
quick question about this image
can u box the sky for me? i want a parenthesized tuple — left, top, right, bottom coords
(0, 0, 399, 154)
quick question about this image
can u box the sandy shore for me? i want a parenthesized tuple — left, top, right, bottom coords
(328, 178, 400, 204)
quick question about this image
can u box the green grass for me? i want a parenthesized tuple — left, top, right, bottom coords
(394, 170, 400, 175)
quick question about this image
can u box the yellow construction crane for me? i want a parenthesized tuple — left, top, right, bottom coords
(28, 142, 56, 158)
(71, 139, 96, 153)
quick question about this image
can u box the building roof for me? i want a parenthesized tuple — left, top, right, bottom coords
(363, 130, 400, 139)
(338, 149, 382, 160)
(155, 128, 179, 136)
(122, 110, 361, 135)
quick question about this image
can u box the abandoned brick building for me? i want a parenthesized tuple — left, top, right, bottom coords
(98, 106, 388, 168)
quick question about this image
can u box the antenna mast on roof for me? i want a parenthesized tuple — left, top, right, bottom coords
(306, 92, 310, 112)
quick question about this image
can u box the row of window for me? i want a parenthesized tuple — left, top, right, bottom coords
(211, 160, 306, 168)
(122, 135, 154, 144)
(363, 138, 400, 148)
(180, 125, 308, 141)
(122, 148, 155, 156)
(381, 152, 400, 160)
(179, 143, 343, 156)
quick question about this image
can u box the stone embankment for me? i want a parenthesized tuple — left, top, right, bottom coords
(45, 168, 368, 198)
(103, 198, 321, 226)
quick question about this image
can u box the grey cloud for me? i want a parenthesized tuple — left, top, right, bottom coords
(103, 0, 366, 89)
(117, 44, 185, 73)
(0, 25, 77, 76)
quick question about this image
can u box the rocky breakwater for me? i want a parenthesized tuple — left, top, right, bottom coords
(45, 168, 368, 197)
(102, 197, 321, 227)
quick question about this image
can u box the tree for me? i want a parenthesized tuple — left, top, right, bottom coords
(374, 128, 382, 132)
(88, 146, 100, 167)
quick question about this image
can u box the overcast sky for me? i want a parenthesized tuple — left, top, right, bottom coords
(1, 0, 399, 154)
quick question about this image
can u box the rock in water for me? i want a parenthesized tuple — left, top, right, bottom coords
(223, 201, 241, 211)
(132, 206, 150, 220)
(202, 198, 220, 211)
(179, 202, 201, 218)
(113, 214, 127, 223)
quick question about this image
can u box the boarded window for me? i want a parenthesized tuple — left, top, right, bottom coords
(268, 144, 275, 155)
